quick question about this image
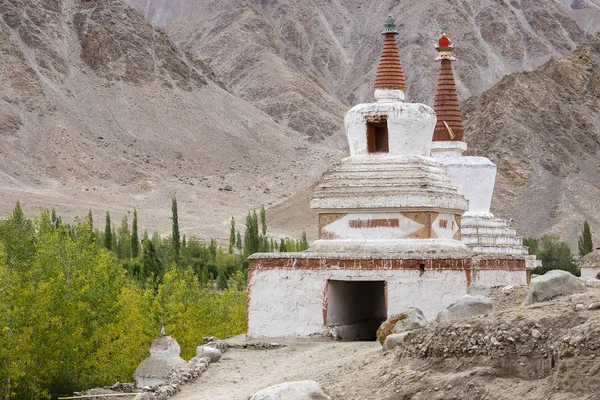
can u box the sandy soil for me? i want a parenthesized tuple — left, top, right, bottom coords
(172, 338, 379, 400)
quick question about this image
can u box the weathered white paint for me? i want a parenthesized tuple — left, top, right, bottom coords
(321, 212, 458, 240)
(345, 102, 436, 157)
(374, 89, 405, 102)
(247, 268, 471, 339)
(430, 141, 468, 156)
(472, 269, 527, 287)
(432, 212, 460, 239)
(434, 155, 497, 214)
(308, 238, 471, 255)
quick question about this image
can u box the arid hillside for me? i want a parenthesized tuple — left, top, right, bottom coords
(122, 0, 599, 141)
(0, 0, 338, 240)
(463, 34, 600, 248)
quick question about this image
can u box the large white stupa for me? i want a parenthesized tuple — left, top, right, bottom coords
(246, 18, 529, 341)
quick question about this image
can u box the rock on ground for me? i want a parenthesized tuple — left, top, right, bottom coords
(436, 295, 493, 322)
(468, 283, 493, 297)
(196, 346, 222, 363)
(523, 270, 585, 305)
(376, 308, 427, 345)
(248, 380, 331, 400)
(586, 279, 600, 288)
(382, 332, 410, 351)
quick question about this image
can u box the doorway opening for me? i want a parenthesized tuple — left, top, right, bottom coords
(325, 280, 387, 341)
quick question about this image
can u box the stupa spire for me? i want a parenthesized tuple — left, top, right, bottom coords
(432, 32, 464, 142)
(374, 16, 406, 92)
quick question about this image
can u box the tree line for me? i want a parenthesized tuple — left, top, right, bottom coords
(0, 199, 308, 399)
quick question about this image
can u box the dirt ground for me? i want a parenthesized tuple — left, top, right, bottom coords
(172, 338, 379, 400)
(172, 286, 600, 400)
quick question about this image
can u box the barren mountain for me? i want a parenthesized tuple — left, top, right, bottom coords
(0, 0, 338, 241)
(122, 0, 598, 142)
(463, 34, 600, 248)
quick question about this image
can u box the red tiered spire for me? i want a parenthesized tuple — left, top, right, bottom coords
(374, 17, 406, 91)
(433, 33, 464, 142)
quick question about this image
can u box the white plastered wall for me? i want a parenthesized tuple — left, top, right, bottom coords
(435, 156, 497, 215)
(345, 102, 436, 157)
(472, 269, 527, 287)
(247, 268, 472, 339)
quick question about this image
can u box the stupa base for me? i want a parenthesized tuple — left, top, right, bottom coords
(246, 251, 526, 339)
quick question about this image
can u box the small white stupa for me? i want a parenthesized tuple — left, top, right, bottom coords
(246, 18, 528, 341)
(133, 327, 187, 388)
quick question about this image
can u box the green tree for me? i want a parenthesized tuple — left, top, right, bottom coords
(532, 234, 579, 276)
(209, 238, 217, 264)
(229, 217, 236, 254)
(300, 231, 309, 251)
(104, 211, 112, 250)
(260, 205, 267, 236)
(131, 208, 139, 258)
(236, 232, 242, 253)
(578, 220, 593, 257)
(171, 197, 180, 258)
(142, 239, 164, 284)
(244, 211, 259, 257)
(217, 269, 228, 290)
(523, 237, 538, 255)
(0, 201, 36, 274)
(116, 215, 131, 260)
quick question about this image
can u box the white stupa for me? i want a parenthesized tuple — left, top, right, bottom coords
(246, 18, 528, 341)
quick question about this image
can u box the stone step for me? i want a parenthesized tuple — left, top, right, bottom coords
(469, 244, 529, 255)
(462, 217, 512, 229)
(462, 235, 523, 246)
(334, 163, 447, 174)
(318, 180, 457, 191)
(461, 226, 517, 236)
(323, 170, 448, 181)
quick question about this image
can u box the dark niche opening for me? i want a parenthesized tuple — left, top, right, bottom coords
(367, 120, 389, 153)
(326, 280, 387, 341)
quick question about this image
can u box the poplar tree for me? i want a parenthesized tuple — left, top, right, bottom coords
(87, 209, 95, 243)
(131, 208, 139, 258)
(300, 231, 309, 250)
(244, 211, 259, 256)
(579, 220, 594, 257)
(104, 211, 112, 250)
(260, 205, 267, 236)
(236, 232, 242, 253)
(229, 217, 236, 254)
(171, 197, 180, 257)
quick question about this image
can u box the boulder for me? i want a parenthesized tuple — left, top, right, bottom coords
(196, 345, 222, 363)
(523, 270, 585, 305)
(436, 295, 493, 323)
(376, 308, 427, 345)
(248, 381, 330, 400)
(382, 332, 410, 351)
(467, 283, 492, 297)
(586, 279, 600, 288)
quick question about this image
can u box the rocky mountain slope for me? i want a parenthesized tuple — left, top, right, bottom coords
(123, 0, 598, 142)
(0, 0, 337, 240)
(463, 34, 600, 247)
